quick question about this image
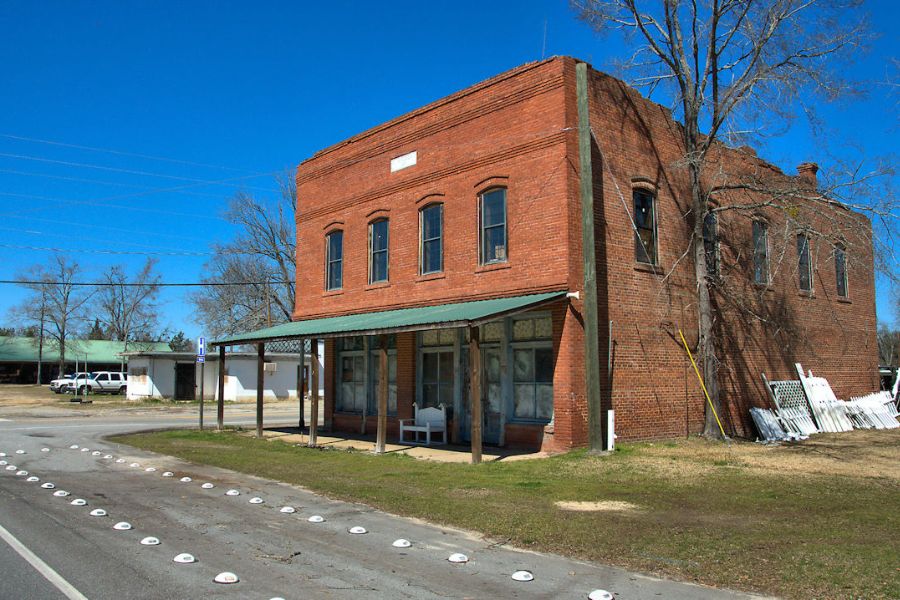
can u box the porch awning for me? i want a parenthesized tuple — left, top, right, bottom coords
(210, 291, 568, 347)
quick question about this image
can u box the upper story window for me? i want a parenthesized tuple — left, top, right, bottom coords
(703, 211, 719, 277)
(797, 234, 812, 292)
(479, 188, 507, 264)
(835, 244, 848, 298)
(325, 230, 343, 291)
(633, 189, 657, 265)
(752, 220, 769, 285)
(420, 203, 443, 275)
(369, 219, 389, 284)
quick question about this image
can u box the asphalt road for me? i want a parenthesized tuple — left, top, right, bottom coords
(0, 407, 767, 599)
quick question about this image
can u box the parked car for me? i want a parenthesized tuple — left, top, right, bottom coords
(65, 372, 128, 395)
(50, 372, 90, 394)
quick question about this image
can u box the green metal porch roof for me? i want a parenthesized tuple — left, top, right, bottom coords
(0, 337, 171, 363)
(211, 291, 568, 347)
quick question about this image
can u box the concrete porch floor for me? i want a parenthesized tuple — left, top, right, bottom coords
(254, 426, 549, 463)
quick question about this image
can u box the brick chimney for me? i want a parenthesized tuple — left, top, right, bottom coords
(797, 162, 819, 188)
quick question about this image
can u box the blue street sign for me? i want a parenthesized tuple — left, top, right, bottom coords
(197, 355, 205, 363)
(197, 337, 206, 356)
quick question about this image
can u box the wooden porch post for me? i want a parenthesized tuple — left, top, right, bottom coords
(308, 339, 319, 447)
(469, 326, 482, 465)
(297, 339, 306, 431)
(375, 335, 388, 454)
(256, 342, 265, 439)
(217, 345, 225, 431)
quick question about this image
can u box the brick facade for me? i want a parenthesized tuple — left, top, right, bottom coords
(294, 57, 878, 448)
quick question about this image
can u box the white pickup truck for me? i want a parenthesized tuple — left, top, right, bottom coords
(50, 372, 90, 394)
(66, 372, 128, 395)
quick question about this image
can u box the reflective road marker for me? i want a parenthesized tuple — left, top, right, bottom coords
(0, 521, 90, 600)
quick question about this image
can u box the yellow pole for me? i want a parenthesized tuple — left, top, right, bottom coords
(679, 329, 726, 439)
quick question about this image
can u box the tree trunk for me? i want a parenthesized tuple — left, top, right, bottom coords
(689, 161, 723, 439)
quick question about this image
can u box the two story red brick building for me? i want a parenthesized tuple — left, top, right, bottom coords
(214, 56, 878, 452)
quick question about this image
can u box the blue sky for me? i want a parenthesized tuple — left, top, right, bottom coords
(0, 1, 897, 341)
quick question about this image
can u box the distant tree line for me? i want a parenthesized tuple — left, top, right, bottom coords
(4, 255, 191, 378)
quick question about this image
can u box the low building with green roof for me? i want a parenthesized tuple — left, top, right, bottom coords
(0, 336, 171, 384)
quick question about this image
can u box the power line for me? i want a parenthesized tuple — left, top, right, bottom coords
(0, 214, 208, 244)
(0, 243, 217, 257)
(0, 152, 278, 193)
(0, 168, 224, 198)
(0, 191, 229, 221)
(0, 226, 208, 255)
(2, 279, 291, 287)
(0, 133, 262, 174)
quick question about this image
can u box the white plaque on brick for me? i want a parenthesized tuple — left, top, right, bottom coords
(390, 151, 417, 172)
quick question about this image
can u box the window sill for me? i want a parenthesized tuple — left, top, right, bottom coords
(323, 289, 344, 297)
(475, 261, 511, 274)
(836, 297, 852, 304)
(507, 418, 552, 427)
(753, 283, 775, 293)
(633, 262, 664, 275)
(365, 281, 391, 291)
(416, 271, 446, 282)
(798, 290, 815, 298)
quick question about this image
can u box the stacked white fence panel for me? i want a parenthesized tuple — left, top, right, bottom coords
(766, 379, 819, 436)
(750, 407, 805, 442)
(801, 375, 854, 433)
(847, 392, 900, 429)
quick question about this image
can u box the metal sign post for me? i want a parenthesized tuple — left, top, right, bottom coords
(198, 337, 206, 430)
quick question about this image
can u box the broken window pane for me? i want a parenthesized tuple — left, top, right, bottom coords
(753, 220, 769, 285)
(797, 234, 812, 291)
(835, 245, 848, 297)
(634, 189, 657, 265)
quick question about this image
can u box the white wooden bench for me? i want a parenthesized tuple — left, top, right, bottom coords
(399, 404, 447, 445)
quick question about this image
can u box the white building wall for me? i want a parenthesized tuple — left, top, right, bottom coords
(126, 348, 325, 402)
(202, 357, 301, 401)
(126, 356, 178, 400)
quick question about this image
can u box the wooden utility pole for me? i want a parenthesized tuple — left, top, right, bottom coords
(256, 343, 265, 439)
(217, 345, 226, 431)
(576, 61, 603, 452)
(375, 335, 388, 454)
(469, 326, 482, 465)
(308, 339, 319, 447)
(199, 360, 205, 430)
(297, 340, 305, 431)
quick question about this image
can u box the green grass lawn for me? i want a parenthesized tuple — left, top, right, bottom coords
(112, 429, 900, 599)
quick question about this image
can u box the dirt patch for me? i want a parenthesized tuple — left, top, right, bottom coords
(555, 500, 642, 512)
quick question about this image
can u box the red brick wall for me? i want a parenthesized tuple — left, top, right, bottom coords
(583, 63, 879, 440)
(295, 56, 879, 448)
(294, 59, 572, 319)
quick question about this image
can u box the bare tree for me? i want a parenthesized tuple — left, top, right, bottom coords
(11, 255, 93, 378)
(191, 174, 296, 338)
(574, 0, 893, 437)
(94, 258, 162, 352)
(877, 322, 899, 367)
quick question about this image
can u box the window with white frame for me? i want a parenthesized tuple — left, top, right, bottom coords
(325, 230, 343, 291)
(510, 315, 553, 422)
(369, 219, 389, 284)
(479, 188, 507, 264)
(420, 203, 443, 275)
(419, 329, 455, 409)
(336, 336, 365, 413)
